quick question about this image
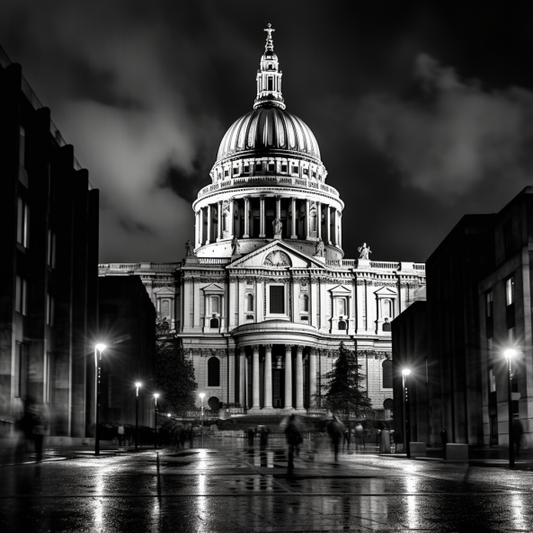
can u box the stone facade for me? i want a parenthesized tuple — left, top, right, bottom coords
(99, 26, 426, 418)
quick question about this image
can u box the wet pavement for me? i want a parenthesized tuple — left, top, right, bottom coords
(1, 438, 533, 532)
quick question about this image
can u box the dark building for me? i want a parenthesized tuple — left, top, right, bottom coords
(0, 48, 99, 441)
(394, 189, 533, 449)
(98, 276, 156, 430)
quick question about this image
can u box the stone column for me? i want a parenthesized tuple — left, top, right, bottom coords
(239, 350, 247, 408)
(326, 206, 331, 244)
(206, 205, 212, 244)
(243, 197, 250, 238)
(309, 348, 317, 407)
(291, 198, 297, 239)
(217, 201, 222, 241)
(230, 198, 235, 238)
(259, 197, 266, 238)
(317, 203, 322, 241)
(295, 345, 304, 410)
(264, 344, 273, 409)
(227, 347, 235, 405)
(305, 200, 310, 239)
(252, 345, 260, 408)
(284, 345, 293, 409)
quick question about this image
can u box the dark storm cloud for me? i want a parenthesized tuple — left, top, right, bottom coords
(3, 0, 533, 263)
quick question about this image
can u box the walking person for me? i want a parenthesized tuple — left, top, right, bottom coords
(117, 424, 125, 447)
(284, 415, 303, 470)
(513, 417, 524, 458)
(327, 416, 345, 462)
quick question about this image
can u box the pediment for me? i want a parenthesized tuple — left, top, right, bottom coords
(153, 286, 175, 296)
(374, 287, 397, 297)
(329, 284, 352, 295)
(228, 241, 326, 270)
(201, 283, 225, 294)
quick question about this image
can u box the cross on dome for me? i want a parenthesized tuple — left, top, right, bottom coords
(264, 23, 275, 52)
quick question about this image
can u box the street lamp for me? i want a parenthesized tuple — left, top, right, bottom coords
(94, 343, 107, 456)
(402, 368, 411, 459)
(153, 393, 160, 449)
(504, 349, 517, 468)
(199, 393, 205, 447)
(135, 382, 142, 451)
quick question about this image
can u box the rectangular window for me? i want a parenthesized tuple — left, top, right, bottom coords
(506, 277, 514, 306)
(47, 229, 56, 268)
(255, 162, 262, 172)
(486, 291, 493, 317)
(46, 294, 55, 327)
(270, 286, 285, 314)
(14, 342, 28, 398)
(15, 276, 27, 315)
(17, 197, 30, 248)
(489, 367, 496, 393)
(281, 163, 287, 173)
(44, 352, 52, 403)
(19, 126, 26, 168)
(268, 162, 275, 173)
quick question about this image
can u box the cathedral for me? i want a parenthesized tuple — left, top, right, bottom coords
(99, 25, 426, 418)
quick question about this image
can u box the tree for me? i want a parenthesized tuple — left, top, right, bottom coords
(321, 342, 372, 422)
(155, 316, 197, 413)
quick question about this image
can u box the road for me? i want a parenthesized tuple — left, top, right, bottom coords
(1, 438, 532, 532)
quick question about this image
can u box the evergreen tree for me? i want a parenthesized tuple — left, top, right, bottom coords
(322, 342, 372, 421)
(155, 316, 197, 413)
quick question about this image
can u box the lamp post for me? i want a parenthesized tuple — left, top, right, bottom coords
(504, 349, 517, 468)
(199, 393, 205, 448)
(153, 393, 160, 449)
(135, 382, 142, 451)
(402, 368, 411, 459)
(94, 343, 107, 456)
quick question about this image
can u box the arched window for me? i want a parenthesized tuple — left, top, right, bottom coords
(382, 359, 393, 388)
(337, 298, 346, 316)
(300, 294, 309, 313)
(246, 294, 254, 312)
(382, 299, 392, 318)
(382, 319, 391, 332)
(210, 317, 219, 328)
(161, 299, 170, 317)
(208, 357, 220, 387)
(338, 320, 347, 330)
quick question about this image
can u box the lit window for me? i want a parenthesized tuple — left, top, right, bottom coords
(506, 278, 514, 306)
(17, 197, 30, 248)
(47, 229, 56, 268)
(46, 294, 55, 326)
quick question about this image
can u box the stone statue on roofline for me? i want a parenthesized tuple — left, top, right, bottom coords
(358, 242, 371, 260)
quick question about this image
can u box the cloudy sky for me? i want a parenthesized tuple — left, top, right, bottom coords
(3, 0, 533, 263)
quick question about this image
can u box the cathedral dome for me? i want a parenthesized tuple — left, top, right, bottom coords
(216, 106, 321, 164)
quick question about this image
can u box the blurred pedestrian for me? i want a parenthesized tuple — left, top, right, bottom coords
(343, 427, 351, 449)
(354, 423, 365, 450)
(284, 414, 303, 470)
(258, 425, 270, 449)
(247, 427, 255, 446)
(327, 415, 345, 462)
(188, 425, 195, 448)
(117, 423, 125, 446)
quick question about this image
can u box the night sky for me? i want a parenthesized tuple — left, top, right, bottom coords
(3, 1, 533, 264)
